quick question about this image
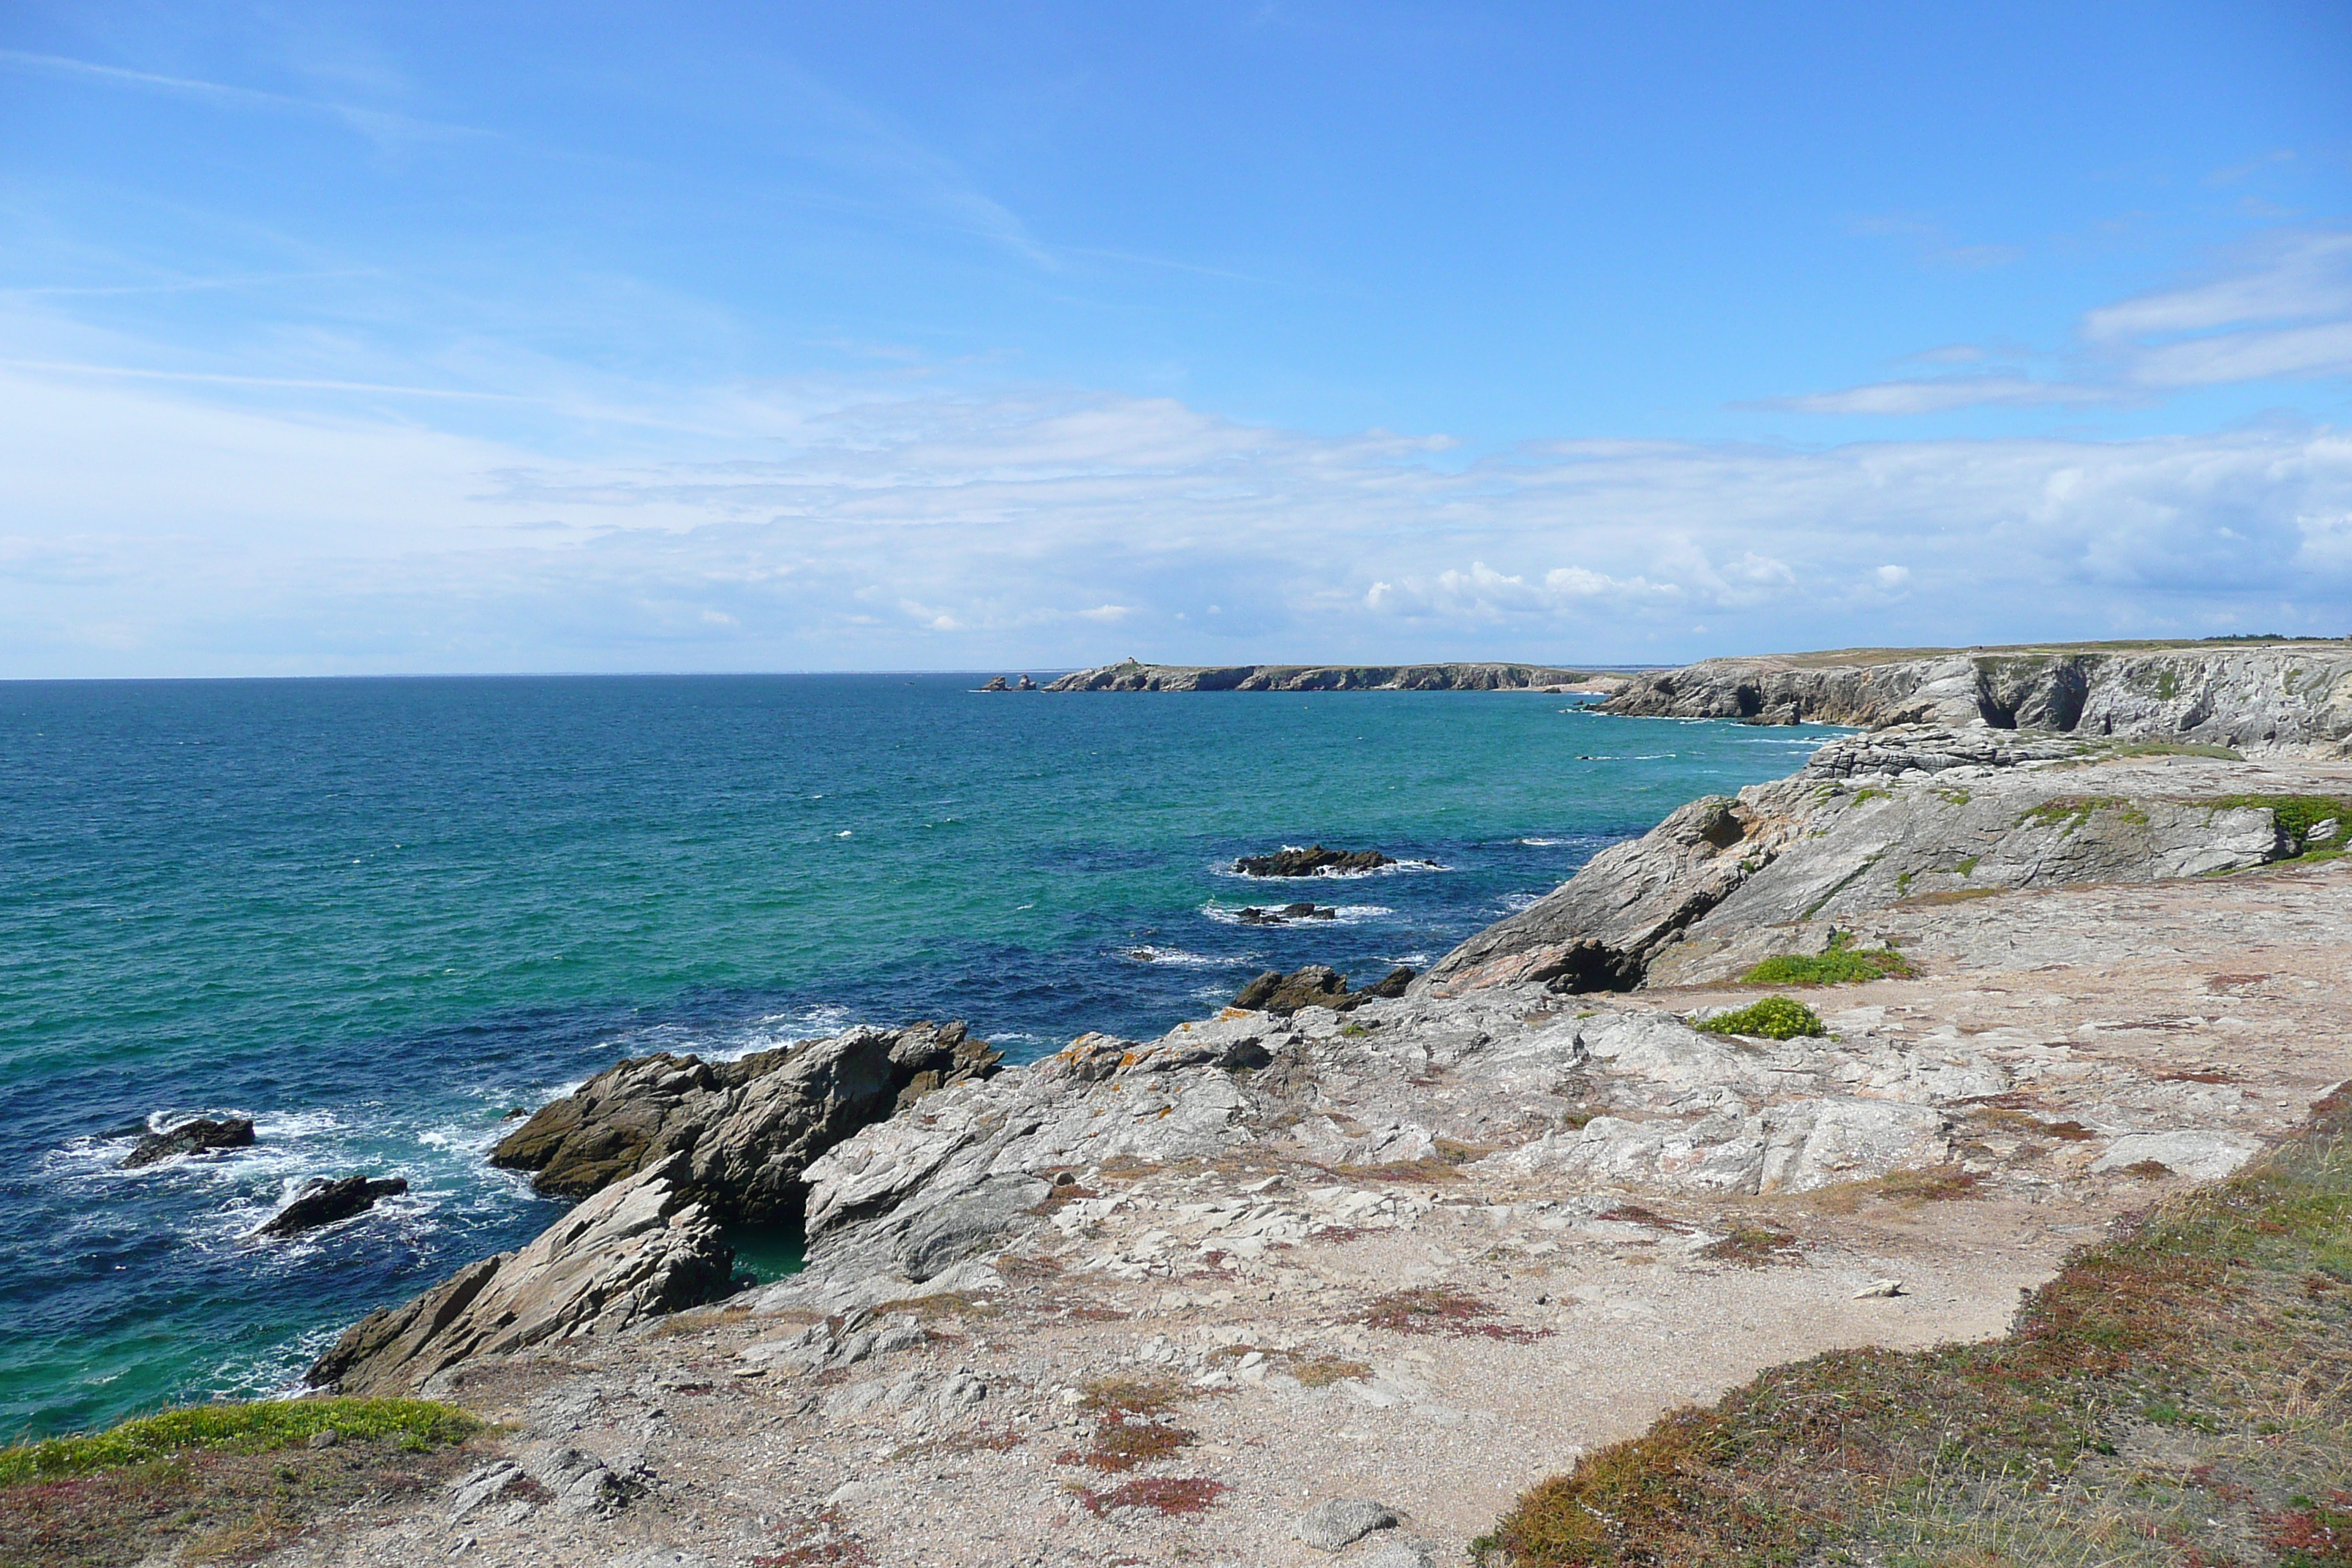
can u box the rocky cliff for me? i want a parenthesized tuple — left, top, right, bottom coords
(490, 1021, 1000, 1222)
(1046, 658, 1599, 692)
(307, 1153, 734, 1395)
(1422, 725, 2348, 994)
(1598, 643, 2352, 751)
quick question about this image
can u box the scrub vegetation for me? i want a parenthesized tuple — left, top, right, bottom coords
(1477, 1087, 2352, 1567)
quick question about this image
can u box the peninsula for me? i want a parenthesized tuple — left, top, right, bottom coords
(17, 640, 2352, 1568)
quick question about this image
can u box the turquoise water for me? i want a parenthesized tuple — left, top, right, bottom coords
(0, 674, 1840, 1439)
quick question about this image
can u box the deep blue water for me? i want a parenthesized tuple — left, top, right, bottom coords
(0, 674, 1842, 1439)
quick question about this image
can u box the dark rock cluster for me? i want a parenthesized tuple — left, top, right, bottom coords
(257, 1175, 410, 1237)
(1236, 902, 1337, 924)
(121, 1115, 255, 1168)
(1231, 963, 1414, 1016)
(490, 1021, 1003, 1223)
(1233, 845, 1394, 878)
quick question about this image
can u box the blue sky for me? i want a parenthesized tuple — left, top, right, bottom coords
(4, 1, 2351, 675)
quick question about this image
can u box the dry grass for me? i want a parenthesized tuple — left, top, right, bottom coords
(1204, 1345, 1373, 1387)
(751, 1504, 873, 1567)
(1073, 1477, 1228, 1516)
(1478, 1086, 2352, 1567)
(1359, 1286, 1548, 1342)
(1058, 1376, 1200, 1475)
(1697, 1226, 1804, 1268)
(1331, 1156, 1469, 1184)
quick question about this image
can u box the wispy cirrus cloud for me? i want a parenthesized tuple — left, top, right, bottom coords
(0, 48, 486, 146)
(1766, 228, 2352, 414)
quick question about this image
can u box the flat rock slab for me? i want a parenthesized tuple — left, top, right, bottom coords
(1297, 1498, 1398, 1550)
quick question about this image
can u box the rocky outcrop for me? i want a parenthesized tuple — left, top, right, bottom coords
(123, 1115, 255, 1168)
(1232, 964, 1414, 1016)
(306, 1154, 734, 1395)
(1423, 736, 2331, 994)
(1236, 902, 1338, 924)
(1235, 845, 1395, 877)
(1599, 644, 2352, 752)
(257, 1175, 409, 1238)
(751, 1030, 1270, 1311)
(1047, 659, 1595, 693)
(491, 1022, 1001, 1222)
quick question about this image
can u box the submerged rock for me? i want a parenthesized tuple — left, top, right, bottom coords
(257, 1175, 409, 1237)
(121, 1115, 255, 1169)
(1235, 845, 1395, 877)
(490, 1021, 1002, 1221)
(307, 1153, 732, 1395)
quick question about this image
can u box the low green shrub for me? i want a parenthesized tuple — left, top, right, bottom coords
(0, 1398, 479, 1488)
(1738, 938, 1912, 987)
(1693, 996, 1825, 1040)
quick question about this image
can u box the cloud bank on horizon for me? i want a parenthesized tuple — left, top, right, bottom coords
(2, 1, 2349, 676)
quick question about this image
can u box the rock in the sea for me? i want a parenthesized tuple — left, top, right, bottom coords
(980, 676, 1009, 691)
(1232, 964, 1414, 1015)
(1235, 845, 1395, 877)
(306, 1153, 734, 1395)
(122, 1115, 255, 1168)
(1235, 902, 1338, 924)
(1296, 1498, 1398, 1550)
(257, 1175, 409, 1238)
(490, 1021, 1002, 1221)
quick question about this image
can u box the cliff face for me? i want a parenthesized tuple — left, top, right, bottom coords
(1046, 658, 1594, 692)
(1598, 645, 2352, 753)
(1421, 726, 2348, 995)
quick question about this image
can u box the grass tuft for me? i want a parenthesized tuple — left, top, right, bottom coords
(1738, 940, 1913, 987)
(1694, 997, 1826, 1040)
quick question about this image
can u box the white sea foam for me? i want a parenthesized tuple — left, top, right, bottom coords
(1200, 901, 1393, 926)
(1121, 945, 1253, 968)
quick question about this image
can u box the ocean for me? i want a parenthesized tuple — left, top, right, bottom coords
(0, 674, 1842, 1439)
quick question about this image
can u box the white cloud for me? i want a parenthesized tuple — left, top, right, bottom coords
(2082, 232, 2352, 341)
(1770, 230, 2352, 414)
(2131, 320, 2352, 388)
(8, 356, 2352, 674)
(1757, 375, 2123, 415)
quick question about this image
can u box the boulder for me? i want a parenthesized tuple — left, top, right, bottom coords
(490, 1021, 1001, 1221)
(979, 676, 1009, 691)
(122, 1115, 255, 1168)
(1232, 964, 1414, 1016)
(306, 1153, 733, 1395)
(1235, 845, 1395, 878)
(257, 1175, 410, 1238)
(1297, 1498, 1398, 1550)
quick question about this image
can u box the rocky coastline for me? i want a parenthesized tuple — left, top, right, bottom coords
(1045, 658, 1616, 693)
(1596, 639, 2352, 747)
(252, 644, 2352, 1566)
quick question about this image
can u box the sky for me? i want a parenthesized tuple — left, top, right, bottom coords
(3, 1, 2351, 676)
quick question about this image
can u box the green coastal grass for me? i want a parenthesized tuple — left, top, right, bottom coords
(1694, 997, 1826, 1040)
(1478, 1086, 2352, 1567)
(0, 1398, 478, 1488)
(1739, 932, 1915, 987)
